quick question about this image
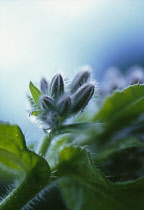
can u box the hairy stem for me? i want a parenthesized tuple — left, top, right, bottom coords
(36, 133, 52, 156)
(0, 174, 48, 210)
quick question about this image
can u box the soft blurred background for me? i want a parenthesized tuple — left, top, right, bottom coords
(1, 0, 144, 142)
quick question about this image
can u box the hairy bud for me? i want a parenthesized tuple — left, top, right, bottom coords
(71, 70, 90, 93)
(126, 67, 144, 85)
(71, 83, 94, 113)
(40, 78, 48, 94)
(29, 70, 96, 130)
(57, 95, 71, 115)
(40, 96, 53, 110)
(50, 74, 64, 99)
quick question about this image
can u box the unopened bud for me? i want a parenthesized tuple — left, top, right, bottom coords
(57, 95, 71, 115)
(71, 70, 90, 93)
(71, 83, 94, 113)
(126, 67, 144, 85)
(40, 96, 53, 110)
(40, 78, 48, 94)
(50, 74, 64, 99)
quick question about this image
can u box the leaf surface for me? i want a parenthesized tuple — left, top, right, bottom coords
(95, 136, 144, 163)
(57, 146, 144, 210)
(29, 81, 41, 108)
(93, 84, 144, 141)
(0, 122, 51, 210)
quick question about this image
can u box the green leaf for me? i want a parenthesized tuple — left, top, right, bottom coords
(95, 136, 144, 163)
(52, 122, 100, 135)
(45, 134, 72, 170)
(93, 84, 144, 140)
(29, 81, 41, 108)
(0, 122, 51, 210)
(94, 84, 144, 122)
(27, 95, 36, 107)
(30, 110, 40, 116)
(57, 146, 144, 210)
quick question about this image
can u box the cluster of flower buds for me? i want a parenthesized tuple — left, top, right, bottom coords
(30, 70, 95, 130)
(100, 66, 144, 96)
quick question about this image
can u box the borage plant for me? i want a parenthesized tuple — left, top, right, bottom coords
(1, 69, 144, 210)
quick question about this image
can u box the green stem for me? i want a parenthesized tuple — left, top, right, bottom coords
(36, 133, 52, 156)
(0, 174, 48, 210)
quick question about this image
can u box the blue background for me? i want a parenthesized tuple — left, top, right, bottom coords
(1, 1, 144, 142)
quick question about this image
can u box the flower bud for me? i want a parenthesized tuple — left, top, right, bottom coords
(50, 73, 64, 99)
(40, 78, 48, 94)
(71, 70, 90, 93)
(40, 96, 53, 110)
(57, 95, 71, 116)
(71, 83, 94, 113)
(126, 67, 144, 85)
